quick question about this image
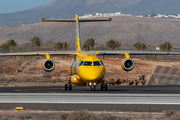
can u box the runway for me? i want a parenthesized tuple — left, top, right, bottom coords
(1, 93, 180, 104)
(0, 85, 180, 94)
(0, 85, 180, 111)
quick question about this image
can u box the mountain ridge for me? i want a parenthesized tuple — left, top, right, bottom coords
(1, 0, 180, 26)
(0, 0, 141, 26)
(121, 0, 180, 15)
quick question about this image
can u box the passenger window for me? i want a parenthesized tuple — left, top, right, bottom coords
(100, 61, 104, 66)
(79, 61, 84, 66)
(83, 61, 92, 66)
(93, 61, 101, 66)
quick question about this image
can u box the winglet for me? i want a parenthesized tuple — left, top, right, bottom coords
(76, 14, 79, 19)
(42, 18, 46, 22)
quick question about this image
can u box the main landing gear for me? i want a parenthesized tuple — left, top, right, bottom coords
(101, 82, 108, 91)
(65, 82, 72, 91)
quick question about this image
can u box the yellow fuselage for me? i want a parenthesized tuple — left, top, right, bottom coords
(70, 51, 105, 86)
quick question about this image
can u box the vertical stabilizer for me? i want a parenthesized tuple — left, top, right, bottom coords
(75, 14, 81, 51)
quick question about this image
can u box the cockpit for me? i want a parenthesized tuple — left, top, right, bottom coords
(79, 61, 104, 66)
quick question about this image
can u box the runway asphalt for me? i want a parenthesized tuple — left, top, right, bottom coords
(0, 85, 180, 111)
(0, 85, 180, 94)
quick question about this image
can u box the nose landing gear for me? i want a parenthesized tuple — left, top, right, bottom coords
(89, 82, 96, 91)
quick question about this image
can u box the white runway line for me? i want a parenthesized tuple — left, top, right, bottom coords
(0, 93, 180, 105)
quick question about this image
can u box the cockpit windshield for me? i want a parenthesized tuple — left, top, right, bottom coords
(93, 61, 101, 66)
(80, 61, 104, 66)
(83, 61, 92, 66)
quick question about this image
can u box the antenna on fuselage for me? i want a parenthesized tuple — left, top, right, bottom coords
(42, 14, 111, 51)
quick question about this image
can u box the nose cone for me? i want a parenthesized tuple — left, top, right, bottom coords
(78, 66, 105, 82)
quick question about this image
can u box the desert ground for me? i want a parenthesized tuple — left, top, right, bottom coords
(0, 109, 170, 120)
(0, 55, 180, 87)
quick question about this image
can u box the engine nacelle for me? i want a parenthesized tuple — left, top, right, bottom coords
(121, 59, 135, 71)
(43, 59, 55, 72)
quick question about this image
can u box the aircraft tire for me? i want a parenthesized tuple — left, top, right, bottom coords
(65, 84, 68, 91)
(93, 86, 96, 91)
(101, 84, 103, 91)
(69, 85, 72, 91)
(105, 83, 108, 91)
(89, 86, 92, 91)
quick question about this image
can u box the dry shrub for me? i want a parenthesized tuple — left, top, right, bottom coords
(66, 110, 92, 120)
(31, 113, 63, 120)
(25, 77, 39, 82)
(3, 83, 8, 87)
(4, 110, 180, 120)
(137, 114, 153, 120)
(60, 113, 69, 120)
(52, 78, 64, 83)
(0, 114, 33, 120)
(0, 114, 15, 120)
(42, 74, 52, 79)
(164, 111, 180, 120)
(0, 111, 132, 120)
(65, 110, 130, 120)
(166, 111, 175, 117)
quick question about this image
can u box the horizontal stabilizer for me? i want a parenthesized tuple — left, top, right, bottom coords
(42, 18, 76, 22)
(42, 18, 111, 22)
(79, 18, 111, 22)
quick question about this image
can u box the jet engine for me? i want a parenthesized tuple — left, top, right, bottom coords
(121, 59, 134, 71)
(43, 59, 55, 72)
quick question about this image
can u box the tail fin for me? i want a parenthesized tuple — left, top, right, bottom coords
(75, 14, 81, 51)
(42, 14, 111, 51)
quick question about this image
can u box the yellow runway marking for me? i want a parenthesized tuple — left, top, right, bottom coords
(47, 91, 57, 93)
(14, 89, 22, 91)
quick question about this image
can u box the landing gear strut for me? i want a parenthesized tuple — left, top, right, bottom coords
(101, 82, 108, 91)
(88, 82, 97, 91)
(65, 82, 72, 91)
(89, 84, 96, 91)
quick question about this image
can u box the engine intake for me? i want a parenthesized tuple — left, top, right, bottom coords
(121, 59, 134, 71)
(43, 59, 55, 72)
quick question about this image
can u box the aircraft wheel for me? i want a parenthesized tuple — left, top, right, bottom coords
(69, 84, 72, 91)
(101, 84, 103, 91)
(89, 87, 92, 91)
(65, 84, 67, 90)
(105, 83, 108, 91)
(93, 86, 96, 91)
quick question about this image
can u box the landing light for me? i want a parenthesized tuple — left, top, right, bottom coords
(94, 83, 96, 85)
(89, 82, 92, 86)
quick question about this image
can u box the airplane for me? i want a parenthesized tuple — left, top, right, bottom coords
(0, 14, 180, 91)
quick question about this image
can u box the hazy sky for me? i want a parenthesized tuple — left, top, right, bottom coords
(0, 0, 54, 14)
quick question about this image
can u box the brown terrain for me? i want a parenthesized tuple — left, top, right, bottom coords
(1, 16, 180, 46)
(0, 55, 180, 87)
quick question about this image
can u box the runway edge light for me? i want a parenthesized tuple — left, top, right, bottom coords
(15, 107, 25, 110)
